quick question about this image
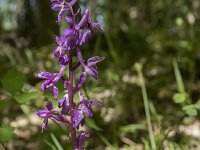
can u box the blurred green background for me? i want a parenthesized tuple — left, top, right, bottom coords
(0, 0, 200, 149)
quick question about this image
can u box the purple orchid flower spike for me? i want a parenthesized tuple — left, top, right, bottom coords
(77, 48, 104, 79)
(36, 1, 104, 149)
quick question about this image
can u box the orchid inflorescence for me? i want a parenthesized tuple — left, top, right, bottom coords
(35, 0, 104, 149)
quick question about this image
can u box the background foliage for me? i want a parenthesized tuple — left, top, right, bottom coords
(0, 0, 200, 149)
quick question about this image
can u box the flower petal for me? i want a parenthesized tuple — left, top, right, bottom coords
(76, 9, 89, 30)
(52, 86, 59, 99)
(78, 29, 92, 45)
(87, 56, 105, 66)
(91, 22, 104, 31)
(53, 66, 66, 83)
(78, 91, 84, 102)
(82, 105, 93, 117)
(76, 48, 85, 67)
(85, 66, 98, 79)
(41, 80, 53, 91)
(36, 110, 50, 118)
(72, 110, 85, 128)
(73, 72, 86, 94)
(42, 118, 49, 132)
(46, 102, 53, 110)
(78, 132, 90, 150)
(59, 54, 69, 67)
(35, 72, 54, 79)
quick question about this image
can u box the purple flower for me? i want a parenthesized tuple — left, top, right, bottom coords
(75, 9, 104, 45)
(61, 28, 78, 50)
(36, 102, 69, 132)
(35, 66, 66, 99)
(78, 92, 103, 117)
(72, 92, 103, 128)
(77, 48, 104, 79)
(53, 29, 78, 53)
(52, 36, 65, 58)
(77, 132, 90, 150)
(58, 94, 70, 114)
(50, 0, 77, 23)
(59, 54, 69, 67)
(72, 109, 85, 129)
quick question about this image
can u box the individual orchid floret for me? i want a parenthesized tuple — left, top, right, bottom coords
(58, 94, 70, 114)
(35, 66, 66, 99)
(76, 9, 104, 31)
(51, 0, 77, 23)
(77, 132, 90, 150)
(75, 9, 104, 45)
(61, 28, 78, 50)
(77, 92, 103, 117)
(52, 30, 78, 58)
(77, 48, 104, 79)
(52, 36, 65, 58)
(72, 92, 103, 128)
(72, 109, 85, 129)
(36, 102, 69, 132)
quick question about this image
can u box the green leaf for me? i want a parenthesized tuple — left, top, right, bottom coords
(120, 124, 146, 133)
(1, 68, 25, 94)
(0, 126, 13, 143)
(14, 91, 40, 104)
(186, 109, 197, 116)
(183, 105, 198, 116)
(173, 93, 187, 103)
(86, 118, 102, 131)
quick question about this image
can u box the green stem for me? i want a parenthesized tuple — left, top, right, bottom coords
(68, 51, 78, 150)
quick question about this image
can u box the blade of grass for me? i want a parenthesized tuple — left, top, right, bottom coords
(173, 59, 185, 93)
(44, 139, 57, 150)
(97, 133, 114, 148)
(135, 63, 156, 150)
(50, 133, 64, 150)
